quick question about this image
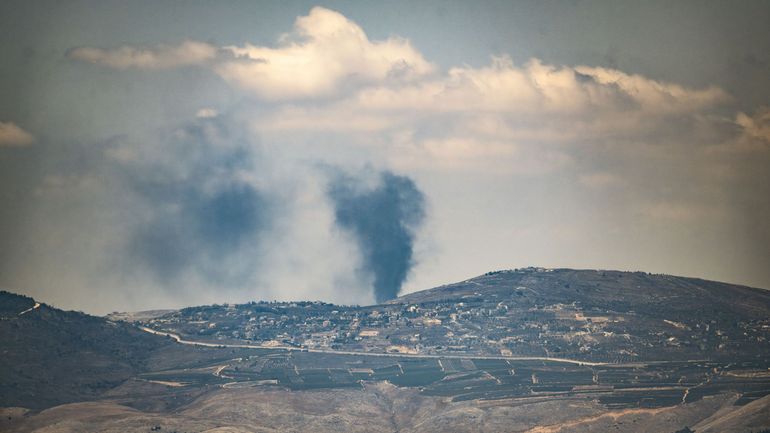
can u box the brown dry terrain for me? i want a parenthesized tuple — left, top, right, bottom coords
(2, 383, 769, 433)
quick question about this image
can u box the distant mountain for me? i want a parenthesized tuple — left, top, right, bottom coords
(0, 291, 171, 409)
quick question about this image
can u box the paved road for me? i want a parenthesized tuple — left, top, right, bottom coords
(18, 302, 40, 316)
(138, 326, 606, 366)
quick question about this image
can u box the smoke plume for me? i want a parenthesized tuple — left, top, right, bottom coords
(122, 117, 272, 287)
(328, 170, 425, 303)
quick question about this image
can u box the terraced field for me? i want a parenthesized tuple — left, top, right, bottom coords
(133, 343, 770, 411)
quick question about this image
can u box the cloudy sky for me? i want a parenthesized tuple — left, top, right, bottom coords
(1, 1, 769, 314)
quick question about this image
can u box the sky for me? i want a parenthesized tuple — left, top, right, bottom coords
(1, 1, 769, 314)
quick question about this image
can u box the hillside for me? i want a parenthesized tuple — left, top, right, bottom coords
(2, 268, 770, 432)
(0, 291, 172, 409)
(396, 268, 770, 320)
(4, 384, 765, 433)
(139, 268, 770, 364)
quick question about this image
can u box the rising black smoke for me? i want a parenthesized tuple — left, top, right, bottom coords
(328, 170, 425, 303)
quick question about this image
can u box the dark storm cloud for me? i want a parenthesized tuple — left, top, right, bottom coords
(122, 117, 271, 286)
(328, 170, 425, 303)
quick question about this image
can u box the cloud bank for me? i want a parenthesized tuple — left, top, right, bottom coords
(69, 7, 433, 100)
(67, 40, 217, 70)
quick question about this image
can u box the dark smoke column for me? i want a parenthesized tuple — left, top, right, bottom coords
(328, 171, 425, 303)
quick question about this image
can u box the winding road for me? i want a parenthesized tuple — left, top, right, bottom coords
(138, 326, 606, 366)
(18, 302, 40, 316)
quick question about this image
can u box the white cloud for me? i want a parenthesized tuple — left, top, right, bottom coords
(196, 108, 219, 119)
(68, 7, 433, 101)
(703, 107, 770, 155)
(249, 55, 731, 174)
(346, 57, 729, 115)
(214, 7, 434, 100)
(253, 56, 731, 144)
(736, 107, 770, 144)
(0, 121, 34, 147)
(573, 65, 731, 114)
(68, 40, 217, 69)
